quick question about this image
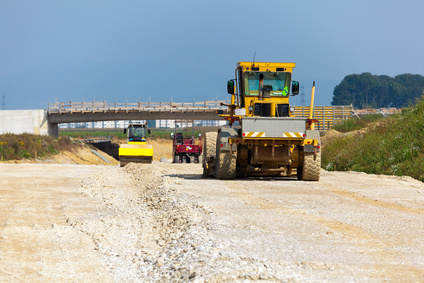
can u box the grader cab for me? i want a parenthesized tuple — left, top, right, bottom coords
(202, 62, 321, 181)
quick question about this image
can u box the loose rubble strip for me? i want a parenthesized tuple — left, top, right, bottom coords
(76, 163, 319, 282)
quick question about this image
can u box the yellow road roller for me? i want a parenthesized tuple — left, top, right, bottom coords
(119, 123, 153, 167)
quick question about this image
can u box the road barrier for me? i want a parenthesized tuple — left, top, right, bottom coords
(293, 106, 353, 132)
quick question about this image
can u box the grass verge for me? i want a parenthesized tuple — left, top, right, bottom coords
(332, 114, 384, 133)
(323, 96, 424, 181)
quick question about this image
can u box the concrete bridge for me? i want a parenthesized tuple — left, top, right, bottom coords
(46, 100, 230, 135)
(0, 100, 230, 136)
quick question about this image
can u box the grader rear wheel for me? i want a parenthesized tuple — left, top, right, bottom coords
(202, 132, 218, 178)
(298, 150, 321, 181)
(215, 152, 237, 179)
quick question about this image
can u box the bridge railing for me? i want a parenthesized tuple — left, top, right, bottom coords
(47, 100, 230, 113)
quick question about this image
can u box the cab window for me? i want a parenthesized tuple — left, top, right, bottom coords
(129, 127, 146, 141)
(244, 72, 291, 96)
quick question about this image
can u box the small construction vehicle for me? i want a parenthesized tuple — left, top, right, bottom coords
(203, 61, 321, 181)
(119, 123, 153, 167)
(171, 132, 202, 163)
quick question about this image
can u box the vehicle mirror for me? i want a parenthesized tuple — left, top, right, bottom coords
(171, 133, 174, 139)
(148, 129, 151, 135)
(292, 81, 300, 95)
(123, 129, 127, 134)
(227, 80, 235, 94)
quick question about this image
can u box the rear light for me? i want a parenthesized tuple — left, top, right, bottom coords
(303, 134, 306, 137)
(242, 133, 246, 137)
(220, 144, 224, 147)
(317, 145, 320, 149)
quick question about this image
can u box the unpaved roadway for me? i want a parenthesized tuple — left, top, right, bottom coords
(0, 162, 423, 282)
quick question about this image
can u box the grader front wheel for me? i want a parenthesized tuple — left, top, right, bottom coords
(202, 132, 218, 178)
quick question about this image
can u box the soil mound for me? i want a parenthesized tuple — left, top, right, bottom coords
(321, 130, 343, 148)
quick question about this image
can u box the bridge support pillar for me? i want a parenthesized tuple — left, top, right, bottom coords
(48, 122, 58, 137)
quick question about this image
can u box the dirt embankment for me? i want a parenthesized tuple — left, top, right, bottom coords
(1, 139, 174, 165)
(0, 146, 118, 166)
(148, 139, 173, 161)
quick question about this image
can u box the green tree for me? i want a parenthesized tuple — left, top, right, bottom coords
(331, 73, 424, 109)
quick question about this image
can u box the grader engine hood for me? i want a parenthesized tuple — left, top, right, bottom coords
(241, 117, 307, 139)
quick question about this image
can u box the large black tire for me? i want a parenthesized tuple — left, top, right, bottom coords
(182, 155, 188, 163)
(215, 132, 237, 180)
(299, 151, 321, 181)
(202, 132, 217, 178)
(174, 155, 180, 163)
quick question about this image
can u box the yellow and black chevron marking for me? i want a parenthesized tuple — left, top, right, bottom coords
(243, 132, 265, 138)
(282, 132, 304, 138)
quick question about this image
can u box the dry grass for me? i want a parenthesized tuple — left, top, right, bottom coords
(0, 134, 81, 161)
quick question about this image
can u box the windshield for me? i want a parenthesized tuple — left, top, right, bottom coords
(244, 71, 291, 97)
(128, 127, 146, 141)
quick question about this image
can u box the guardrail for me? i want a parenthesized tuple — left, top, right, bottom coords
(293, 105, 354, 132)
(84, 136, 112, 143)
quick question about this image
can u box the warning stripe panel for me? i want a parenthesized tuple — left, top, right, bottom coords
(283, 132, 304, 138)
(243, 132, 304, 138)
(243, 132, 265, 138)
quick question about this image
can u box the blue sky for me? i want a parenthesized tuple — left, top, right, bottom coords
(1, 0, 423, 110)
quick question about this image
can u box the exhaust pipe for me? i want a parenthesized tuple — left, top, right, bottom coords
(308, 81, 316, 130)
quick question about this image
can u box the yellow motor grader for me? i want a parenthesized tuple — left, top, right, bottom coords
(202, 62, 320, 181)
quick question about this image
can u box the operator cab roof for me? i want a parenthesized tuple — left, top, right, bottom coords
(237, 62, 295, 73)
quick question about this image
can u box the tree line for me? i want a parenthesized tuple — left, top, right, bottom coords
(331, 73, 424, 109)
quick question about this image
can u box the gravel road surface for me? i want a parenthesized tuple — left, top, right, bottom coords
(0, 162, 423, 282)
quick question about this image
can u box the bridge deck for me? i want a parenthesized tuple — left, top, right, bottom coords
(47, 100, 231, 123)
